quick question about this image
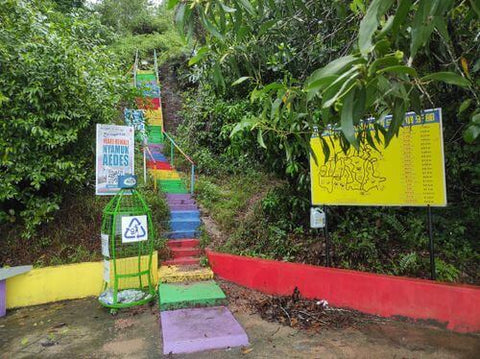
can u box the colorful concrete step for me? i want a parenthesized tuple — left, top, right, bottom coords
(166, 194, 194, 201)
(163, 187, 189, 194)
(166, 230, 199, 240)
(159, 179, 185, 186)
(168, 204, 198, 211)
(151, 170, 180, 180)
(148, 143, 164, 150)
(147, 162, 173, 170)
(158, 265, 213, 283)
(163, 256, 200, 266)
(171, 247, 201, 258)
(150, 156, 168, 162)
(166, 239, 200, 248)
(169, 219, 201, 232)
(170, 211, 200, 220)
(160, 306, 249, 354)
(159, 182, 187, 190)
(158, 281, 226, 311)
(168, 199, 196, 205)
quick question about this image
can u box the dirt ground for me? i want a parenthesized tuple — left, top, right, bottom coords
(1, 281, 479, 359)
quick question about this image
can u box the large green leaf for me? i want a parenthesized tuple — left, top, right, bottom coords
(358, 0, 395, 55)
(377, 65, 418, 77)
(410, 0, 454, 59)
(391, 0, 412, 39)
(341, 88, 359, 149)
(322, 71, 360, 109)
(188, 46, 209, 66)
(306, 55, 361, 87)
(464, 124, 480, 143)
(421, 72, 471, 88)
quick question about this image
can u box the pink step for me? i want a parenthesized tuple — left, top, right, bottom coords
(167, 239, 200, 248)
(171, 247, 202, 258)
(163, 257, 200, 266)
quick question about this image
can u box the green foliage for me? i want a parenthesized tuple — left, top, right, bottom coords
(172, 0, 480, 284)
(173, 0, 480, 171)
(0, 0, 131, 236)
(95, 0, 187, 69)
(95, 0, 162, 35)
(177, 87, 261, 175)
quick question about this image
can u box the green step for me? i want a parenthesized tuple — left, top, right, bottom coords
(159, 179, 185, 186)
(136, 73, 156, 81)
(147, 125, 163, 143)
(158, 281, 227, 310)
(158, 179, 188, 193)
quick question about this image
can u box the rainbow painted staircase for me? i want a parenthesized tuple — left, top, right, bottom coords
(135, 64, 248, 354)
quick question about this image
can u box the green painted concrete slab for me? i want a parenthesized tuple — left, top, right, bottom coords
(162, 188, 189, 194)
(158, 280, 227, 310)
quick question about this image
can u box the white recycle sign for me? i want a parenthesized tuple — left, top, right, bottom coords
(121, 215, 148, 243)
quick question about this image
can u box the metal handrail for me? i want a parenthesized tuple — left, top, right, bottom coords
(133, 50, 139, 87)
(153, 49, 160, 84)
(162, 131, 196, 195)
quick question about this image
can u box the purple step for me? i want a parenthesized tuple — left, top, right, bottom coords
(168, 204, 198, 211)
(166, 194, 194, 201)
(167, 199, 196, 205)
(0, 280, 5, 317)
(160, 306, 249, 354)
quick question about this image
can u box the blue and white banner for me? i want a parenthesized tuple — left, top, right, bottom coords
(95, 124, 135, 195)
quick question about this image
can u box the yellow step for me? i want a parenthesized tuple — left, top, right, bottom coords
(150, 169, 180, 180)
(158, 265, 214, 283)
(145, 109, 163, 126)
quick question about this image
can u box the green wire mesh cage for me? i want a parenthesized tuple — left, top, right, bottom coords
(99, 188, 156, 309)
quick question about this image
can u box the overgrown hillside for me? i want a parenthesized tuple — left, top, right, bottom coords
(0, 0, 182, 266)
(169, 0, 480, 284)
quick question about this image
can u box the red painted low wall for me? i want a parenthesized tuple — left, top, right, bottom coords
(206, 250, 480, 333)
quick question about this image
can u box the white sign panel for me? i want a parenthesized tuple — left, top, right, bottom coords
(96, 124, 134, 195)
(103, 260, 110, 283)
(101, 234, 110, 257)
(121, 215, 148, 243)
(310, 207, 326, 229)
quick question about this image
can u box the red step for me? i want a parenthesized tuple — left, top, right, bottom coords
(147, 161, 173, 170)
(162, 257, 200, 266)
(135, 97, 160, 110)
(167, 239, 200, 248)
(171, 247, 201, 258)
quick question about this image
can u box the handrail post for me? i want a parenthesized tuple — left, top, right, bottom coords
(133, 49, 139, 87)
(190, 164, 195, 195)
(170, 137, 174, 167)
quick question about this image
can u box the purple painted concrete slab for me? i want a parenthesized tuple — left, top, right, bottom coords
(148, 144, 164, 150)
(166, 194, 193, 201)
(167, 199, 196, 205)
(160, 306, 249, 354)
(168, 204, 198, 211)
(0, 280, 6, 317)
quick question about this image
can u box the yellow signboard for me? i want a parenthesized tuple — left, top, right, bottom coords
(310, 108, 447, 207)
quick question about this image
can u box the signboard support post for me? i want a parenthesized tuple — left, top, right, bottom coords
(143, 145, 147, 184)
(323, 206, 331, 267)
(427, 205, 436, 280)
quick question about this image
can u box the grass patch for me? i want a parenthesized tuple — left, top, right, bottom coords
(195, 171, 271, 233)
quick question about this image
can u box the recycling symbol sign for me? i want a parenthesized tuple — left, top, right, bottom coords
(121, 215, 148, 243)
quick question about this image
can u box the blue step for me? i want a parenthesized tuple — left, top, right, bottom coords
(166, 230, 200, 239)
(169, 219, 201, 232)
(170, 211, 200, 221)
(151, 154, 167, 161)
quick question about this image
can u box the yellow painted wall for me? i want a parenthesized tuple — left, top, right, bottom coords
(6, 252, 157, 309)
